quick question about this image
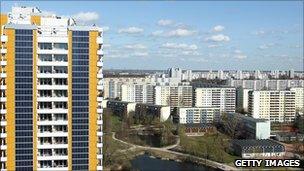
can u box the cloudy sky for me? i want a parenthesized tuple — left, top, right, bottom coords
(1, 1, 303, 70)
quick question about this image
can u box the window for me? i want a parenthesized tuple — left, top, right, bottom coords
(53, 43, 68, 50)
(38, 43, 52, 50)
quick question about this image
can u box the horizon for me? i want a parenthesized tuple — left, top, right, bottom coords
(1, 1, 303, 70)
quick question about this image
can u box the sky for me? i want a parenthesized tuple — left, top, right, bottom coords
(1, 1, 303, 70)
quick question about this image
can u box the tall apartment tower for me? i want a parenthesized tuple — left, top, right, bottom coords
(248, 90, 296, 122)
(195, 87, 236, 113)
(0, 7, 103, 171)
(154, 85, 193, 108)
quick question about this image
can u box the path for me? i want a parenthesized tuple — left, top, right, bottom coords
(112, 132, 236, 170)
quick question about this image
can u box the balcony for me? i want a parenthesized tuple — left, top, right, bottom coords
(96, 36, 103, 44)
(37, 155, 68, 161)
(37, 61, 68, 67)
(97, 85, 103, 90)
(37, 167, 68, 171)
(97, 49, 104, 55)
(0, 35, 8, 42)
(97, 97, 103, 102)
(0, 48, 7, 54)
(37, 131, 68, 137)
(0, 97, 6, 102)
(0, 133, 7, 138)
(97, 61, 103, 67)
(0, 121, 6, 126)
(37, 85, 68, 90)
(97, 73, 103, 79)
(97, 108, 103, 113)
(37, 73, 68, 78)
(0, 61, 7, 66)
(37, 97, 68, 102)
(97, 166, 103, 171)
(37, 49, 68, 55)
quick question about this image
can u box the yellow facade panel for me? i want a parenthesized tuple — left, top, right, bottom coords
(89, 31, 98, 170)
(5, 28, 15, 170)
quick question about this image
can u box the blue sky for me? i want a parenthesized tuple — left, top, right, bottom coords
(1, 1, 303, 70)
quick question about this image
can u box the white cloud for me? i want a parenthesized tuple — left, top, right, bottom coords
(205, 34, 230, 42)
(158, 19, 173, 26)
(151, 28, 196, 37)
(234, 54, 247, 59)
(213, 25, 225, 32)
(234, 50, 242, 54)
(151, 30, 164, 36)
(132, 52, 149, 57)
(252, 30, 266, 36)
(124, 44, 147, 50)
(72, 12, 99, 24)
(233, 49, 247, 59)
(161, 43, 198, 50)
(208, 44, 222, 48)
(182, 51, 200, 56)
(258, 43, 275, 50)
(167, 28, 197, 37)
(118, 27, 144, 34)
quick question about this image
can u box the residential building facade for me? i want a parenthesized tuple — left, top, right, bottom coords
(0, 6, 103, 171)
(154, 85, 193, 108)
(195, 87, 236, 113)
(178, 107, 220, 124)
(248, 90, 296, 122)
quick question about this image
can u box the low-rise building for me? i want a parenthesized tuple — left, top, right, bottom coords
(135, 103, 170, 122)
(104, 100, 170, 122)
(230, 139, 285, 159)
(105, 100, 136, 117)
(178, 107, 220, 124)
(227, 113, 271, 139)
(273, 132, 304, 142)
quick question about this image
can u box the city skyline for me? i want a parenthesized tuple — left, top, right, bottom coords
(1, 1, 303, 70)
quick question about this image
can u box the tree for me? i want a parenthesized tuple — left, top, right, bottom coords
(220, 113, 242, 139)
(294, 115, 304, 133)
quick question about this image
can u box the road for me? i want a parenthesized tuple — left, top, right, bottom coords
(112, 132, 237, 170)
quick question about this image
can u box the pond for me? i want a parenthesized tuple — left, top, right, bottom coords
(131, 154, 217, 171)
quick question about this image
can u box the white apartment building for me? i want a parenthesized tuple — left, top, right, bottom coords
(1, 6, 103, 171)
(178, 107, 220, 124)
(236, 87, 253, 112)
(168, 67, 182, 80)
(154, 85, 192, 108)
(248, 90, 296, 122)
(182, 70, 192, 81)
(103, 76, 181, 99)
(195, 87, 236, 113)
(121, 84, 154, 104)
(290, 87, 304, 112)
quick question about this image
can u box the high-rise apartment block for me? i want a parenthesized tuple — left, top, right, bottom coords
(121, 84, 154, 104)
(154, 85, 193, 108)
(0, 6, 103, 171)
(290, 87, 304, 112)
(194, 87, 236, 113)
(248, 90, 296, 122)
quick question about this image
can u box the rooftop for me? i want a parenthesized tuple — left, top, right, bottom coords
(232, 139, 283, 147)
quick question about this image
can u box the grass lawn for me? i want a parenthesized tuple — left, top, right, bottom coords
(179, 132, 239, 164)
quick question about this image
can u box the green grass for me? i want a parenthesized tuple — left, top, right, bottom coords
(179, 132, 239, 164)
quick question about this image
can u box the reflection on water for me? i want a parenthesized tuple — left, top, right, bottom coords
(131, 154, 216, 171)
